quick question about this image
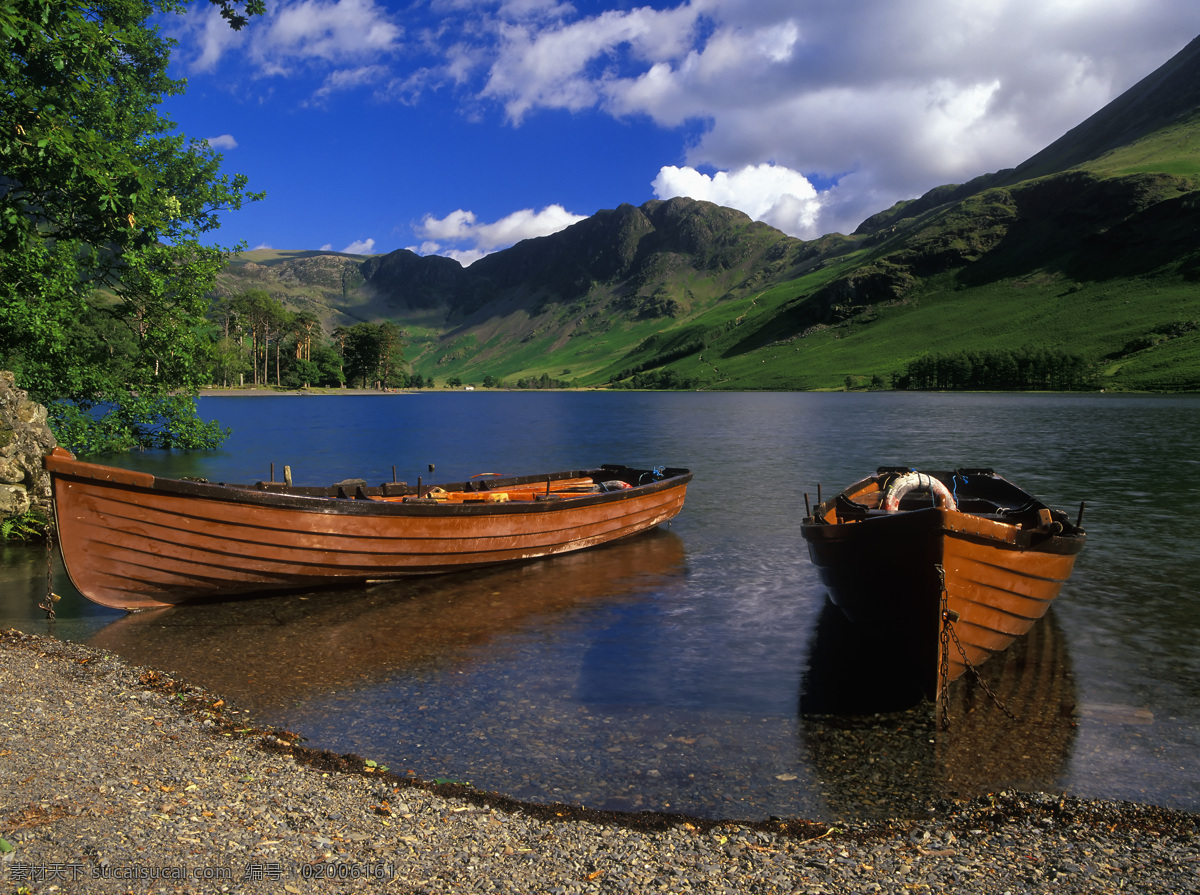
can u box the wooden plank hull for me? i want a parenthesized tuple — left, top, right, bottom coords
(45, 449, 691, 611)
(801, 467, 1084, 699)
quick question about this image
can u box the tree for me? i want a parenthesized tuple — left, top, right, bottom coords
(283, 311, 322, 388)
(332, 321, 407, 389)
(311, 344, 345, 387)
(290, 312, 321, 363)
(0, 0, 263, 451)
(336, 322, 383, 389)
(377, 321, 407, 388)
(228, 290, 290, 386)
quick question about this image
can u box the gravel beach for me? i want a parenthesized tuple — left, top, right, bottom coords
(2, 628, 1197, 894)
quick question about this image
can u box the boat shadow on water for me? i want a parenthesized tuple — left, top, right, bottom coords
(798, 600, 1078, 820)
(87, 529, 688, 717)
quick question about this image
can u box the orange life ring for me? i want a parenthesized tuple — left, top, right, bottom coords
(882, 471, 958, 512)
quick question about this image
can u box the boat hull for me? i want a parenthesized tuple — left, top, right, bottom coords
(46, 449, 691, 611)
(801, 468, 1084, 699)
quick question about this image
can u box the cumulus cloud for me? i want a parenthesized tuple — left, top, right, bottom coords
(413, 204, 586, 265)
(204, 134, 238, 151)
(342, 238, 377, 255)
(653, 164, 822, 239)
(185, 3, 246, 73)
(479, 4, 702, 123)
(179, 0, 1200, 241)
(183, 0, 403, 92)
(465, 0, 1200, 234)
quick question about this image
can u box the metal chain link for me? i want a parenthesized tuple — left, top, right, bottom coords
(937, 565, 952, 729)
(937, 564, 1017, 729)
(38, 519, 58, 620)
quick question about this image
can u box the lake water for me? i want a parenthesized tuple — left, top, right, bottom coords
(4, 391, 1199, 821)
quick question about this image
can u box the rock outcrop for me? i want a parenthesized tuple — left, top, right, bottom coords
(0, 371, 57, 523)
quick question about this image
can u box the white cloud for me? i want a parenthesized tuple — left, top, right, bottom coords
(184, 0, 403, 92)
(204, 134, 239, 151)
(342, 238, 377, 255)
(480, 5, 702, 122)
(414, 204, 586, 264)
(463, 0, 1200, 234)
(179, 0, 1200, 240)
(263, 0, 401, 67)
(653, 163, 822, 239)
(314, 64, 390, 99)
(185, 4, 246, 73)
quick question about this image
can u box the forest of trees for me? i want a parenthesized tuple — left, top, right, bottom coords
(609, 369, 698, 390)
(892, 348, 1092, 391)
(208, 291, 427, 390)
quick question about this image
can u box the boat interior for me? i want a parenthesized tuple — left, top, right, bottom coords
(226, 464, 684, 505)
(825, 467, 1076, 532)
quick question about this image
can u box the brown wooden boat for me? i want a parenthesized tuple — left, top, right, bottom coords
(44, 447, 691, 611)
(800, 467, 1085, 699)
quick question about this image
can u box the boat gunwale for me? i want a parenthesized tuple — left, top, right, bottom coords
(800, 467, 1085, 556)
(800, 504, 1086, 556)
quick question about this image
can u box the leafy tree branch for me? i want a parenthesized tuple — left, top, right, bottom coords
(0, 0, 264, 452)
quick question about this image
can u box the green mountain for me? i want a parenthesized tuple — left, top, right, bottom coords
(215, 35, 1200, 391)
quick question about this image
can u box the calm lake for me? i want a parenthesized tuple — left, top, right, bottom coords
(4, 391, 1199, 821)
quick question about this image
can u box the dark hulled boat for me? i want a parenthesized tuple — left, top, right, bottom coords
(800, 467, 1085, 699)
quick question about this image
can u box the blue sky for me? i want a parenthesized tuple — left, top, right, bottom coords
(163, 0, 1200, 265)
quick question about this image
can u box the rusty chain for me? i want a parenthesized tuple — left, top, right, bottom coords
(38, 519, 58, 620)
(937, 563, 1017, 730)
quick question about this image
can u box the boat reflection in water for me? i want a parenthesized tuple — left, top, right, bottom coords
(88, 528, 687, 717)
(799, 600, 1077, 821)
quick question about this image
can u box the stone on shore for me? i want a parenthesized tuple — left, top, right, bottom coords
(1, 629, 1197, 894)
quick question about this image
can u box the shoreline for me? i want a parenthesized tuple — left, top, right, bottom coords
(197, 387, 422, 397)
(2, 629, 1196, 893)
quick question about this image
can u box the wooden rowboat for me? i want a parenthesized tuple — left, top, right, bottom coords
(800, 467, 1085, 699)
(44, 447, 691, 611)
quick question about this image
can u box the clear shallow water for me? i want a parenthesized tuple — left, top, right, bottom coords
(4, 391, 1199, 820)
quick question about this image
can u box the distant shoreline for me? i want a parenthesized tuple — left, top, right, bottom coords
(197, 386, 421, 397)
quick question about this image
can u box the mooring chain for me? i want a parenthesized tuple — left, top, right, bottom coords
(937, 565, 953, 729)
(38, 519, 58, 620)
(936, 564, 1017, 729)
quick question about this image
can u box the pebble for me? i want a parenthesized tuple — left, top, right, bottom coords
(1, 629, 1197, 894)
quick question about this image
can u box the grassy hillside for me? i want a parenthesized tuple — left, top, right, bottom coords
(213, 39, 1200, 392)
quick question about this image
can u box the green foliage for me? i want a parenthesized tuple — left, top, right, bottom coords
(48, 394, 229, 454)
(610, 369, 698, 390)
(334, 321, 407, 388)
(0, 0, 262, 450)
(511, 373, 571, 389)
(893, 347, 1092, 391)
(311, 345, 347, 387)
(1, 508, 46, 542)
(208, 0, 266, 30)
